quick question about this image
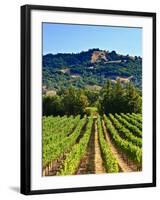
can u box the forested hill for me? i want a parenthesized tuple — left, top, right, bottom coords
(43, 48, 142, 91)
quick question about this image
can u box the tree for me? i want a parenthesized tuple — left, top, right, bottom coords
(125, 83, 142, 113)
(111, 79, 126, 113)
(84, 89, 99, 106)
(62, 87, 89, 115)
(99, 80, 142, 114)
(43, 95, 63, 116)
(100, 80, 113, 113)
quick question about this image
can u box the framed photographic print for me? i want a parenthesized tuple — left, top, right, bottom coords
(21, 4, 156, 195)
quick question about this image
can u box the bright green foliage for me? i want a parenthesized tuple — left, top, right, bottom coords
(109, 114, 142, 147)
(84, 107, 98, 116)
(97, 116, 119, 173)
(42, 115, 86, 168)
(120, 113, 142, 130)
(43, 113, 142, 175)
(103, 115, 142, 165)
(58, 117, 93, 175)
(129, 113, 142, 123)
(114, 113, 142, 138)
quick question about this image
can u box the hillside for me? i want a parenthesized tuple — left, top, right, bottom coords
(43, 48, 142, 91)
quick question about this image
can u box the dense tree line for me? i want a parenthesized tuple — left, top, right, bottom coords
(43, 87, 89, 116)
(99, 80, 142, 114)
(43, 80, 142, 116)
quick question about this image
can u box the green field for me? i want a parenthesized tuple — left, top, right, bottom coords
(42, 113, 142, 176)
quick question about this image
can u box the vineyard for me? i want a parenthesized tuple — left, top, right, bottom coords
(42, 113, 142, 176)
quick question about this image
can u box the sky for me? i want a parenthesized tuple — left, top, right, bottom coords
(43, 23, 142, 57)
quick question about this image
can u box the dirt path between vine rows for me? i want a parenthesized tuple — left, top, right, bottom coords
(76, 119, 96, 174)
(43, 120, 88, 176)
(102, 119, 133, 172)
(94, 119, 105, 174)
(77, 117, 105, 175)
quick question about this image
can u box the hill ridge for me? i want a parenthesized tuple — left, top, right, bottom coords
(43, 48, 142, 90)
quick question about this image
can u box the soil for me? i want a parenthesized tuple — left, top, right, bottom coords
(76, 118, 105, 174)
(102, 119, 139, 172)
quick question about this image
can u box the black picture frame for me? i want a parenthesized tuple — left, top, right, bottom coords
(21, 4, 156, 195)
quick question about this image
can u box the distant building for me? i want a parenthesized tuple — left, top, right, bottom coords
(116, 76, 133, 84)
(46, 90, 57, 96)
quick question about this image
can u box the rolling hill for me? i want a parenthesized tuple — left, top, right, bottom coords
(43, 48, 142, 91)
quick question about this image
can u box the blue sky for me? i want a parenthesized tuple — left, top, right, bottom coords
(43, 23, 142, 56)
